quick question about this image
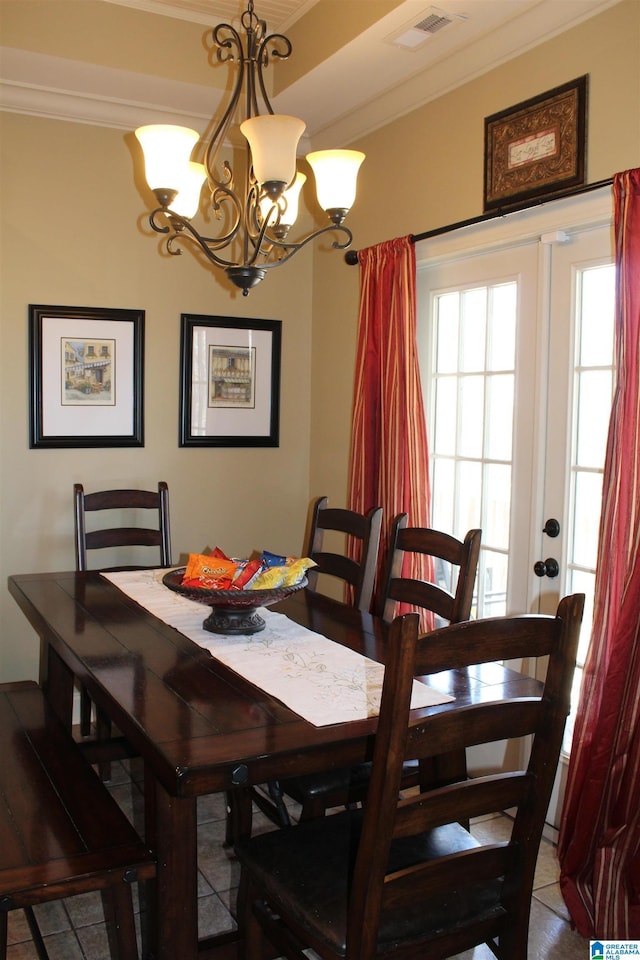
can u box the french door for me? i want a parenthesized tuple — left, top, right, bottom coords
(415, 188, 615, 829)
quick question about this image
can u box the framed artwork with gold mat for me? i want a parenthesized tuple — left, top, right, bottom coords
(483, 76, 587, 212)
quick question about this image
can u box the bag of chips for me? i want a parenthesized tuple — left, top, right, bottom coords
(181, 552, 239, 589)
(249, 556, 316, 590)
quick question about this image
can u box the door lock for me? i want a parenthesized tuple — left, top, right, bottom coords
(534, 558, 559, 578)
(542, 518, 560, 538)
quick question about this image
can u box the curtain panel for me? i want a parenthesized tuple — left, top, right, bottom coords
(348, 236, 433, 619)
(558, 168, 640, 938)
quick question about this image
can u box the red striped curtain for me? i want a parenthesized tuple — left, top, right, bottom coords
(558, 168, 640, 938)
(347, 236, 433, 619)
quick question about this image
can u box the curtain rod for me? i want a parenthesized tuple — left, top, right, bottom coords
(344, 177, 614, 265)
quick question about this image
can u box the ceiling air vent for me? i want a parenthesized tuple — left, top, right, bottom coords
(416, 11, 454, 35)
(388, 7, 458, 50)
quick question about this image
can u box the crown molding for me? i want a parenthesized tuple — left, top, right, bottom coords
(0, 47, 213, 131)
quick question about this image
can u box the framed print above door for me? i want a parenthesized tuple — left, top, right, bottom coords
(483, 75, 587, 212)
(29, 304, 144, 449)
(179, 314, 281, 447)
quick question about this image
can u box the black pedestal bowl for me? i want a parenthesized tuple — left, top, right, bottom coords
(162, 568, 307, 635)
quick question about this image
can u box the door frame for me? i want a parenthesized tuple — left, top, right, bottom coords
(415, 186, 613, 618)
(415, 188, 614, 837)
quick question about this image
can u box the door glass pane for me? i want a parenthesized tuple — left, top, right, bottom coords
(432, 458, 455, 531)
(564, 262, 615, 753)
(433, 377, 457, 456)
(482, 549, 508, 618)
(460, 289, 486, 372)
(576, 370, 613, 467)
(485, 463, 511, 549)
(459, 376, 484, 458)
(436, 293, 459, 372)
(488, 283, 517, 370)
(486, 374, 514, 460)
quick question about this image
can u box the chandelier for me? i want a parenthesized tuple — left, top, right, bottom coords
(134, 1, 365, 296)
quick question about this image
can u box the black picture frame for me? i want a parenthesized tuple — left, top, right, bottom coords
(29, 304, 144, 449)
(179, 314, 281, 448)
(483, 75, 588, 212)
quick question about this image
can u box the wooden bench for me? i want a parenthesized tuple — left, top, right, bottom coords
(0, 681, 155, 960)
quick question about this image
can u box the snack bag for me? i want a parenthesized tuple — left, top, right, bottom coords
(182, 552, 239, 589)
(231, 559, 264, 590)
(260, 550, 290, 567)
(279, 557, 316, 586)
(250, 557, 315, 590)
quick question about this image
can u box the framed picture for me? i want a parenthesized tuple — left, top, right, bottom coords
(483, 75, 587, 212)
(29, 304, 144, 449)
(179, 314, 281, 447)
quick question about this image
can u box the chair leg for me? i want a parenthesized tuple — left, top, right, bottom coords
(0, 910, 8, 960)
(23, 907, 50, 960)
(101, 884, 139, 960)
(96, 706, 113, 781)
(237, 875, 263, 960)
(267, 780, 291, 828)
(225, 788, 254, 846)
(80, 684, 92, 737)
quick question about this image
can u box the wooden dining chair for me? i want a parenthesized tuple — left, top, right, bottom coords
(378, 515, 482, 626)
(235, 593, 584, 960)
(74, 481, 172, 774)
(303, 496, 383, 613)
(74, 481, 172, 573)
(231, 496, 383, 835)
(0, 681, 155, 960)
(261, 519, 482, 826)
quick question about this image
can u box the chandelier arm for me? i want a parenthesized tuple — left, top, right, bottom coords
(163, 215, 251, 270)
(210, 178, 243, 245)
(149, 207, 243, 267)
(206, 24, 245, 176)
(255, 224, 355, 271)
(149, 200, 241, 252)
(255, 32, 292, 115)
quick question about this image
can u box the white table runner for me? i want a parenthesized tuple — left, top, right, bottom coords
(102, 569, 453, 727)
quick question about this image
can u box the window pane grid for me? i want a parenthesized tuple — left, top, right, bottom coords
(431, 281, 517, 619)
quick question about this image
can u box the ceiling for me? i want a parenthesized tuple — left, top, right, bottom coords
(105, 0, 320, 30)
(1, 0, 623, 149)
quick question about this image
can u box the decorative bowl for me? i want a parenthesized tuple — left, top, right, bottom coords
(162, 568, 307, 635)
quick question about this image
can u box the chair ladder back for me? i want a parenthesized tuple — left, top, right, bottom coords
(304, 496, 382, 613)
(74, 481, 171, 571)
(379, 515, 481, 624)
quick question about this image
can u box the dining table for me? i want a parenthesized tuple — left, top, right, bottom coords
(7, 568, 543, 960)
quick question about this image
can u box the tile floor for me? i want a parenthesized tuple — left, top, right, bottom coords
(6, 758, 591, 959)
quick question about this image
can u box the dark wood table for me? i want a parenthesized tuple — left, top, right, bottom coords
(7, 570, 541, 960)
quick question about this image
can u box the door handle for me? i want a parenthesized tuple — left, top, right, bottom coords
(542, 518, 560, 538)
(534, 558, 559, 578)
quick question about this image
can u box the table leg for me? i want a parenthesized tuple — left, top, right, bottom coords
(149, 774, 198, 960)
(42, 643, 74, 731)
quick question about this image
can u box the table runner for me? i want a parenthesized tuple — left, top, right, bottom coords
(102, 569, 453, 727)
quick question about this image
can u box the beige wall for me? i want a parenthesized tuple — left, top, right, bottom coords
(0, 111, 315, 680)
(308, 0, 640, 516)
(1, 0, 639, 681)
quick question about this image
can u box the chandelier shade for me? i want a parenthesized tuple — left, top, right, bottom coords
(307, 150, 366, 223)
(133, 1, 364, 295)
(240, 114, 305, 196)
(259, 172, 306, 236)
(170, 161, 208, 219)
(135, 125, 200, 206)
